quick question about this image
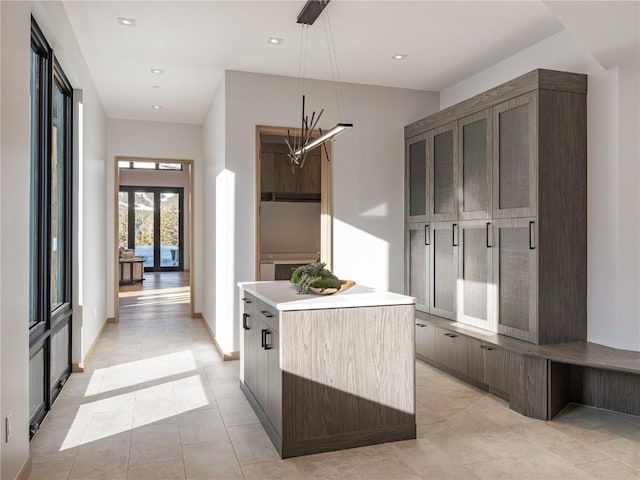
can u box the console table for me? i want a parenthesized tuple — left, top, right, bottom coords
(119, 257, 145, 285)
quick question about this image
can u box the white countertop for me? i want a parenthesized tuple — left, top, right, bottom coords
(238, 281, 415, 311)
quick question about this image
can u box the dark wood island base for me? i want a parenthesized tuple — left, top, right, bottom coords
(238, 282, 417, 458)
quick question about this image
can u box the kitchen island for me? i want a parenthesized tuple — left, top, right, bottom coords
(238, 280, 416, 458)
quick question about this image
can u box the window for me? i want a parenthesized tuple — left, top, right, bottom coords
(118, 160, 183, 171)
(29, 18, 73, 439)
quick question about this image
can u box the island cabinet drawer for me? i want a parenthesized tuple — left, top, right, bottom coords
(433, 327, 468, 375)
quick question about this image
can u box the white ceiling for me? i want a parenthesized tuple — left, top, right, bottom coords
(61, 1, 612, 124)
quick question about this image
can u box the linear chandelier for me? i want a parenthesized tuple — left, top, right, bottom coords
(285, 0, 353, 168)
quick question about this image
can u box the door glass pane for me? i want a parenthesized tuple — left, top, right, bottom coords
(463, 119, 488, 213)
(409, 140, 426, 217)
(29, 49, 42, 327)
(409, 227, 427, 308)
(118, 161, 131, 169)
(499, 227, 530, 331)
(50, 80, 67, 311)
(134, 191, 155, 268)
(463, 228, 487, 321)
(50, 322, 70, 386)
(160, 192, 180, 267)
(29, 348, 45, 420)
(433, 227, 455, 312)
(433, 130, 454, 214)
(499, 105, 530, 209)
(119, 192, 129, 248)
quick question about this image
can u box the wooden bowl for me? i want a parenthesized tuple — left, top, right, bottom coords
(309, 280, 355, 295)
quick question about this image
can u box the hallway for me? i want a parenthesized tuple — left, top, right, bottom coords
(28, 301, 640, 480)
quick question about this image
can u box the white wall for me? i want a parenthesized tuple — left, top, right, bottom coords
(260, 202, 321, 255)
(119, 168, 191, 267)
(440, 30, 640, 351)
(106, 119, 203, 317)
(1, 3, 30, 477)
(201, 77, 226, 338)
(1, 1, 108, 478)
(204, 70, 439, 353)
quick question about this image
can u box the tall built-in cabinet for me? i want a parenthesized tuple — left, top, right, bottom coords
(405, 69, 587, 346)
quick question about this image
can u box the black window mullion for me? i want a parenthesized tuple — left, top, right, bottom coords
(127, 190, 135, 250)
(154, 192, 161, 270)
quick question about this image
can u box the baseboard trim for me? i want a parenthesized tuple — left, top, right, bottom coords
(200, 313, 240, 361)
(106, 317, 117, 324)
(73, 317, 110, 373)
(193, 312, 202, 319)
(16, 455, 32, 480)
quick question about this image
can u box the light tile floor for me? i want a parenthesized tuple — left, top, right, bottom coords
(29, 315, 640, 480)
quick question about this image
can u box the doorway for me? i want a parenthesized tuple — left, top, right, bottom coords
(119, 186, 185, 272)
(255, 126, 332, 281)
(114, 158, 194, 321)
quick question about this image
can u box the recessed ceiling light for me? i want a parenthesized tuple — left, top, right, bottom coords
(392, 54, 408, 60)
(267, 37, 284, 45)
(152, 85, 160, 89)
(152, 105, 162, 109)
(117, 17, 135, 27)
(150, 68, 164, 74)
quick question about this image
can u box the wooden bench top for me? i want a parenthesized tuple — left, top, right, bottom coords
(416, 311, 640, 375)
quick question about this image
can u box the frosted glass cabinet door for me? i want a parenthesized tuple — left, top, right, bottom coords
(457, 221, 493, 331)
(406, 223, 429, 313)
(493, 219, 538, 343)
(492, 92, 537, 218)
(459, 110, 492, 220)
(429, 222, 459, 320)
(406, 133, 429, 223)
(429, 123, 458, 221)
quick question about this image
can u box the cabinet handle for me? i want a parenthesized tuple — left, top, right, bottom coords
(529, 221, 536, 250)
(486, 222, 492, 248)
(241, 297, 252, 304)
(444, 332, 458, 338)
(452, 224, 458, 246)
(264, 330, 272, 350)
(425, 224, 430, 246)
(261, 329, 267, 348)
(479, 345, 494, 351)
(415, 323, 427, 328)
(261, 310, 273, 318)
(242, 313, 250, 330)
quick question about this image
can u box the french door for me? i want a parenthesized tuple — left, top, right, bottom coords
(29, 19, 73, 437)
(119, 186, 184, 271)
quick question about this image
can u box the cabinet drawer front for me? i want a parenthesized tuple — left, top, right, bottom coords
(434, 328, 468, 375)
(415, 320, 435, 361)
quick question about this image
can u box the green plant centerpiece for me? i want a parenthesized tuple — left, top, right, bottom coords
(290, 262, 342, 294)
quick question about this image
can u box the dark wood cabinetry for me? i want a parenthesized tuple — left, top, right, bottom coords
(261, 138, 321, 199)
(405, 69, 587, 346)
(242, 293, 282, 436)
